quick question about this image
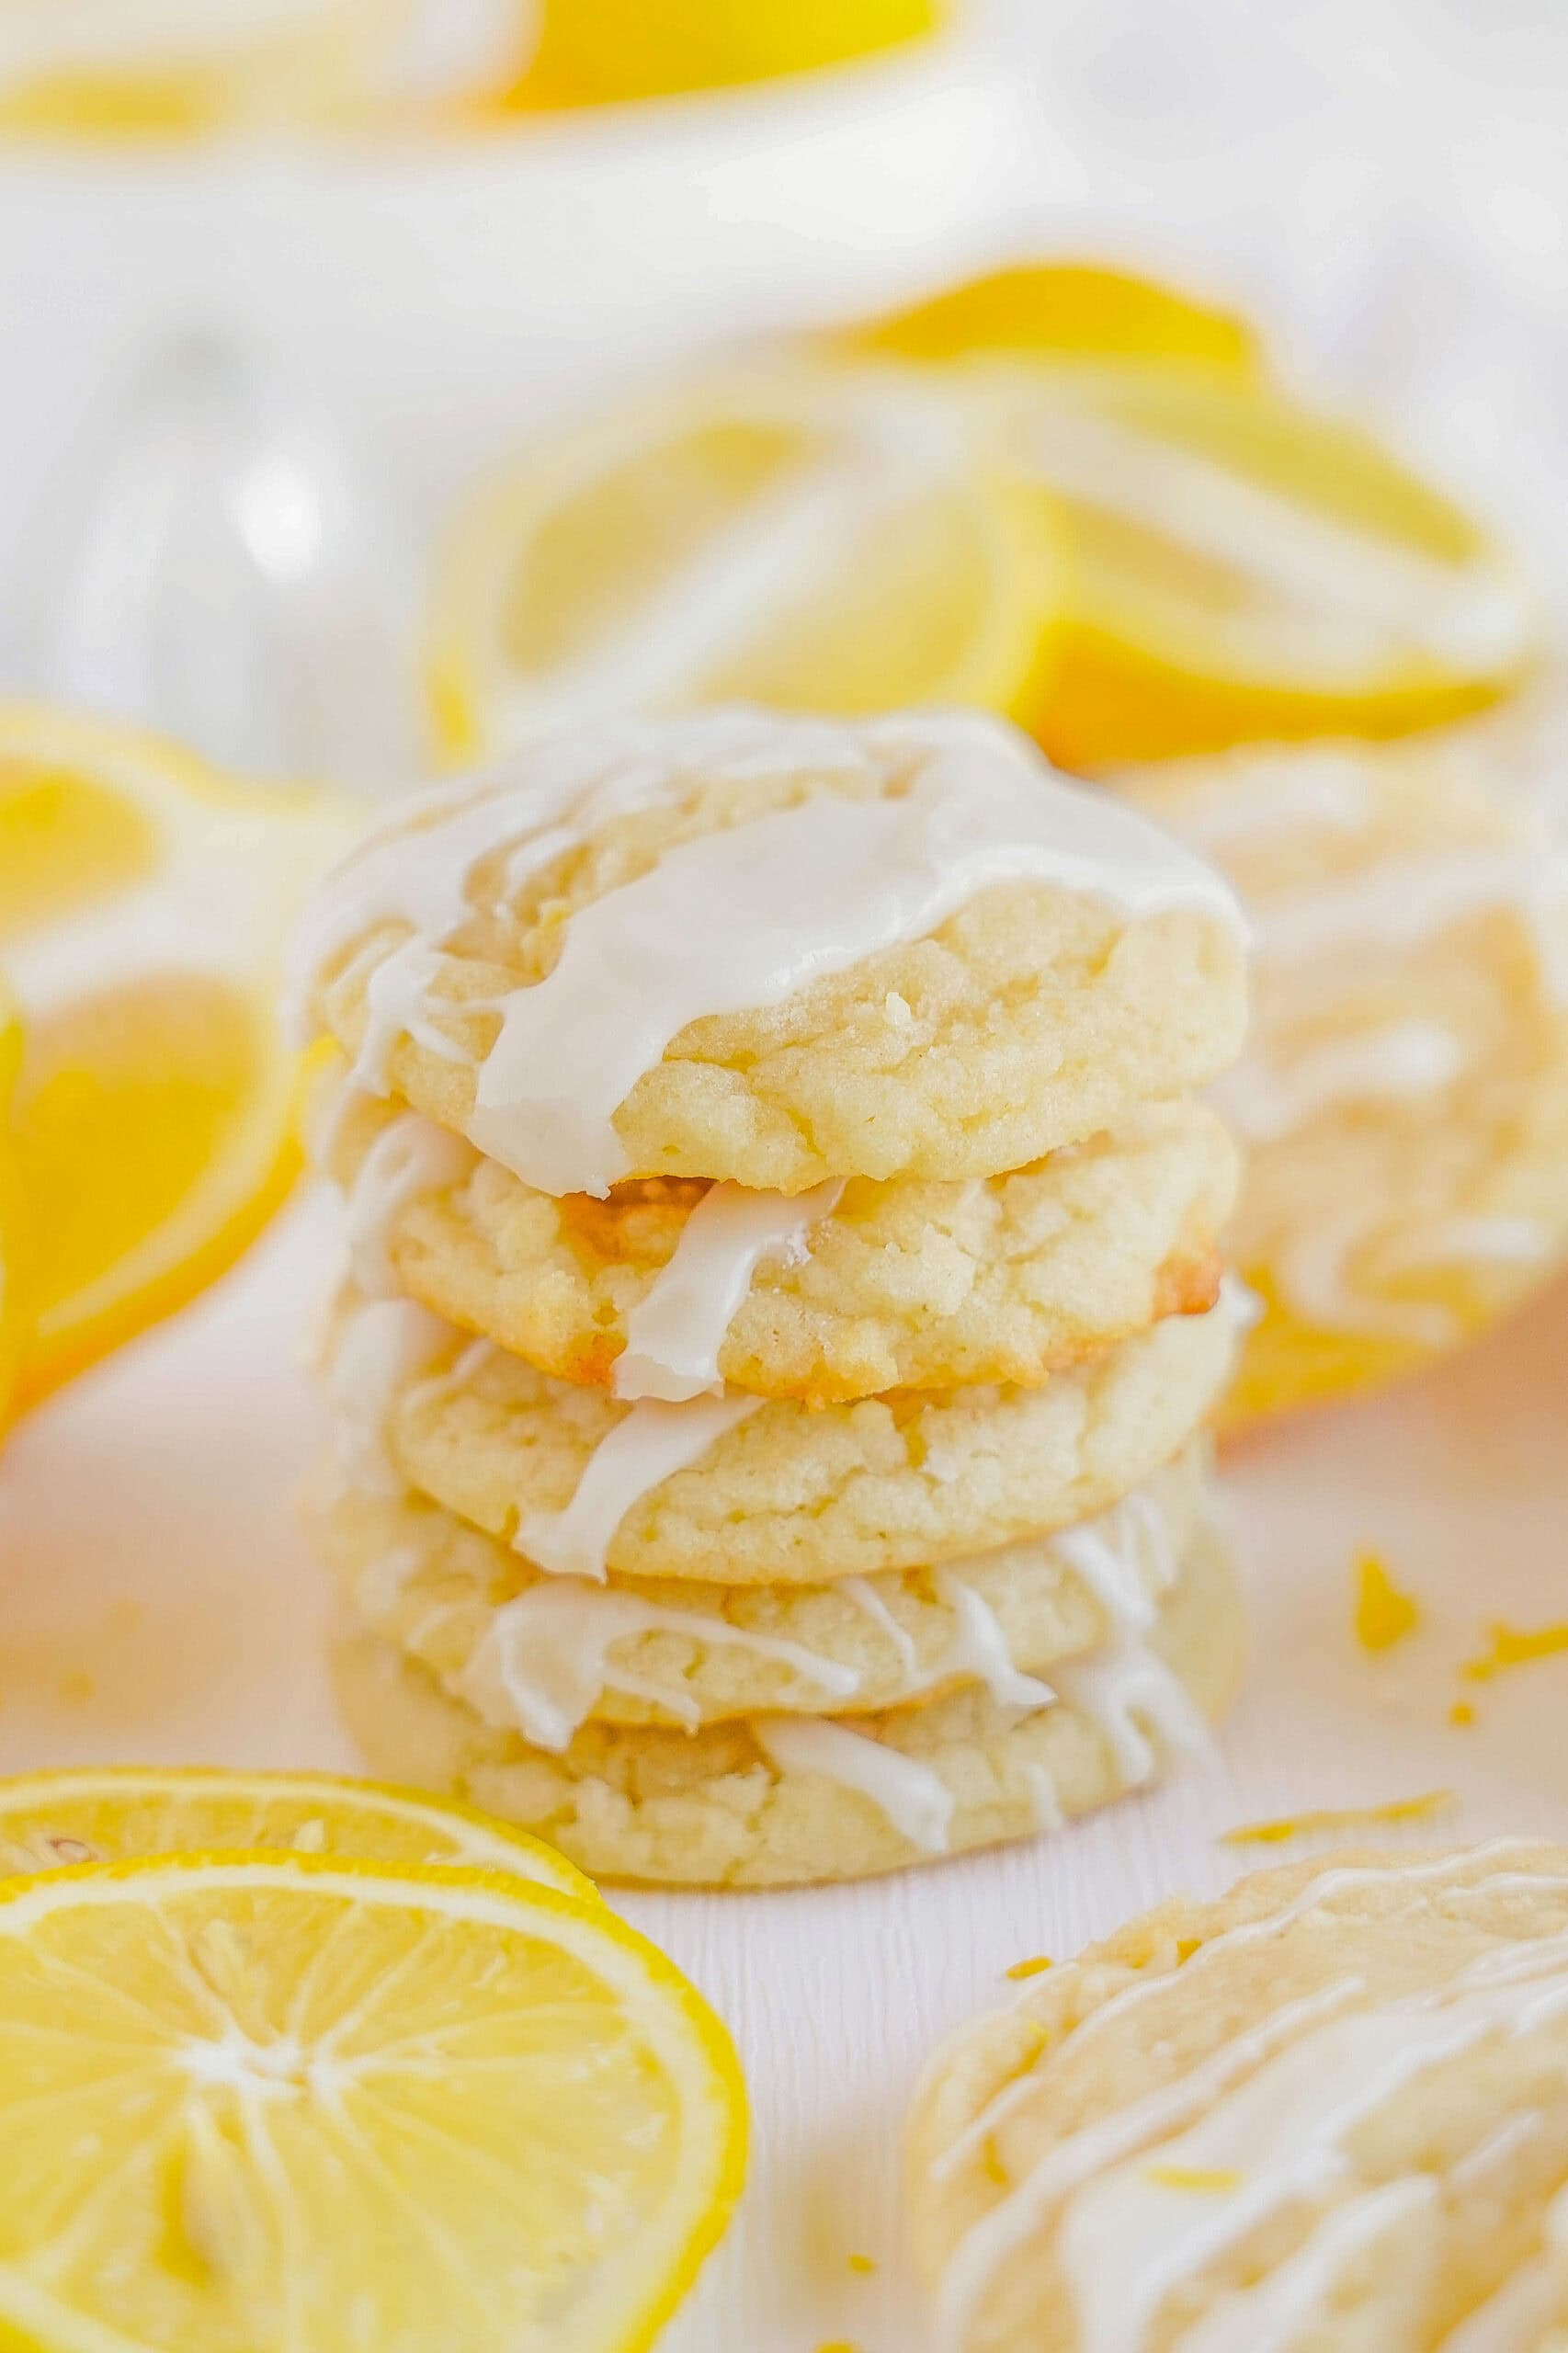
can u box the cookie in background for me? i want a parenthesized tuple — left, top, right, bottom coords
(1121, 717, 1568, 1430)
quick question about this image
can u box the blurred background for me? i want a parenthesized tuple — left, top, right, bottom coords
(2, 0, 1567, 1429)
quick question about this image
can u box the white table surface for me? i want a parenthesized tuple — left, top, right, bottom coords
(5, 1188, 1567, 2347)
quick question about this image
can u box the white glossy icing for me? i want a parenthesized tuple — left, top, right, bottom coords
(342, 1111, 472, 1299)
(451, 1576, 860, 1752)
(1260, 847, 1568, 975)
(1212, 1019, 1466, 1143)
(1049, 1638, 1210, 1790)
(1437, 2183, 1568, 2348)
(1052, 1501, 1163, 1637)
(1174, 756, 1373, 850)
(1170, 2177, 1435, 2353)
(1023, 1761, 1066, 1836)
(516, 1392, 764, 1582)
(325, 1299, 449, 1495)
(929, 1571, 1056, 1711)
(292, 709, 1243, 1197)
(840, 1577, 921, 1683)
(753, 1714, 957, 1854)
(1376, 1216, 1552, 1273)
(1026, 405, 1533, 672)
(401, 1334, 497, 1419)
(932, 1847, 1565, 2350)
(1275, 1207, 1463, 1348)
(614, 1178, 844, 1402)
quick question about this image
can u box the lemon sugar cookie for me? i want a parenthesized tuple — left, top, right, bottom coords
(332, 1514, 1243, 1888)
(289, 707, 1246, 1196)
(315, 1074, 1238, 1404)
(320, 1279, 1245, 1586)
(309, 1443, 1211, 1740)
(909, 1840, 1568, 2350)
(295, 707, 1251, 1883)
(1123, 732, 1568, 1427)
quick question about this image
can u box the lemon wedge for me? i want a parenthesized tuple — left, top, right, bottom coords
(0, 705, 347, 1411)
(0, 1765, 597, 1902)
(507, 0, 939, 108)
(0, 1849, 744, 2351)
(831, 258, 1258, 374)
(426, 363, 1059, 760)
(0, 983, 31, 1438)
(988, 364, 1540, 767)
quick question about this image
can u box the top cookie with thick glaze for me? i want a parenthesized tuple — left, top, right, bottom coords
(290, 708, 1246, 1195)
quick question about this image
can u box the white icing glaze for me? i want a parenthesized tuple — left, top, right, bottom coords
(515, 1392, 764, 1582)
(325, 1299, 449, 1495)
(1275, 1207, 1463, 1348)
(928, 1571, 1056, 1711)
(1049, 1637, 1211, 1790)
(932, 1847, 1566, 2351)
(1376, 1216, 1552, 1273)
(1436, 2182, 1568, 2348)
(342, 1111, 472, 1300)
(1052, 1502, 1163, 1638)
(613, 1177, 844, 1402)
(1174, 756, 1373, 850)
(291, 709, 1243, 1197)
(1212, 1019, 1466, 1143)
(1170, 2177, 1436, 2353)
(1260, 847, 1568, 979)
(840, 1577, 921, 1683)
(1023, 1761, 1066, 1836)
(450, 1576, 860, 1752)
(1025, 405, 1533, 673)
(753, 1714, 956, 1854)
(401, 1334, 497, 1419)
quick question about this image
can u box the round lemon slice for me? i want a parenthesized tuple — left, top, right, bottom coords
(829, 257, 1258, 374)
(426, 363, 1060, 760)
(0, 704, 349, 1412)
(0, 1765, 597, 1903)
(0, 1850, 745, 2352)
(987, 364, 1540, 767)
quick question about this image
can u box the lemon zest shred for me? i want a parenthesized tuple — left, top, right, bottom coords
(1145, 2165, 1243, 2192)
(1449, 1700, 1476, 1727)
(1005, 1955, 1052, 1982)
(1221, 1791, 1455, 1848)
(1353, 1552, 1421, 1653)
(847, 2252, 876, 2276)
(1463, 1621, 1568, 1683)
(1175, 1937, 1202, 1961)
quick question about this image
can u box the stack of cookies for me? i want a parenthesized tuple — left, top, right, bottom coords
(290, 708, 1251, 1886)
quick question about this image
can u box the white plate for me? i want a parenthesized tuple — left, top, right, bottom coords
(4, 1187, 1566, 2345)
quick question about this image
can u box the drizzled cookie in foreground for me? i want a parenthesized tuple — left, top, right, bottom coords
(909, 1840, 1568, 2349)
(294, 708, 1251, 1883)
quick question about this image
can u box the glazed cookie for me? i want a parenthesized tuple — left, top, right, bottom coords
(909, 1839, 1568, 2351)
(312, 1443, 1210, 1739)
(320, 1282, 1244, 1585)
(331, 1518, 1243, 1887)
(289, 708, 1246, 1196)
(1123, 734, 1568, 1427)
(316, 1071, 1238, 1403)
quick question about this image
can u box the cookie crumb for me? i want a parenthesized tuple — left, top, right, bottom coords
(1353, 1551, 1420, 1653)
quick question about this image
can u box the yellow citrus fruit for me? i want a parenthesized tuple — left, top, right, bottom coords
(507, 0, 938, 108)
(0, 0, 407, 138)
(0, 1764, 597, 1903)
(0, 704, 347, 1413)
(427, 362, 1060, 760)
(0, 983, 31, 1438)
(987, 364, 1540, 767)
(0, 1849, 745, 2351)
(830, 257, 1259, 375)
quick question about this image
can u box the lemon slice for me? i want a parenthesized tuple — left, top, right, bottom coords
(0, 705, 347, 1411)
(830, 258, 1258, 375)
(0, 1850, 745, 2352)
(0, 1765, 597, 1903)
(426, 363, 1059, 760)
(508, 0, 938, 108)
(988, 365, 1540, 767)
(0, 0, 407, 138)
